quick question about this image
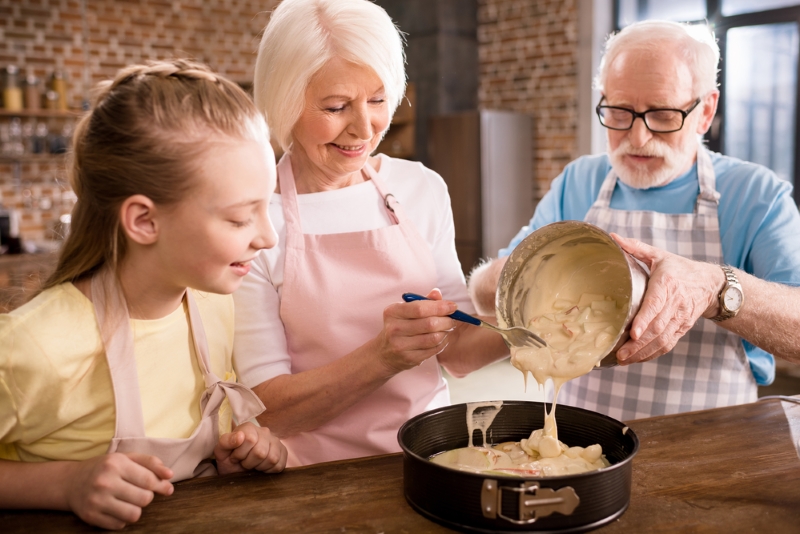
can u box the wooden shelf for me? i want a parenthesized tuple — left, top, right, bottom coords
(0, 154, 67, 163)
(0, 109, 81, 119)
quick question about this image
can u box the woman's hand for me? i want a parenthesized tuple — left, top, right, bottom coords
(214, 422, 288, 475)
(65, 452, 174, 530)
(375, 288, 458, 374)
(611, 233, 724, 364)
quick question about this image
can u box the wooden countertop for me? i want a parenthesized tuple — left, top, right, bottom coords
(3, 398, 799, 532)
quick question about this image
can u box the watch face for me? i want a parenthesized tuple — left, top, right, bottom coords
(723, 286, 744, 312)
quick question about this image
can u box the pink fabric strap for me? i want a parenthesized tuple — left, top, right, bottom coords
(92, 268, 264, 440)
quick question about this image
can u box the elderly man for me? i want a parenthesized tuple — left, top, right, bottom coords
(469, 20, 800, 421)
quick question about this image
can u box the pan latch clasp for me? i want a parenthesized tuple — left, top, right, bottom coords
(480, 480, 580, 525)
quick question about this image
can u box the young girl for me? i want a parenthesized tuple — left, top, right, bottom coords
(0, 59, 286, 530)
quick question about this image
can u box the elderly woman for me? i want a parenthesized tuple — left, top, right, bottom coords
(233, 0, 508, 467)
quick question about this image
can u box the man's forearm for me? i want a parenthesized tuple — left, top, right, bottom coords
(467, 257, 508, 316)
(718, 270, 800, 364)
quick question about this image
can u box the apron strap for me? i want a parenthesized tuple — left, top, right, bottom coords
(91, 268, 147, 438)
(93, 269, 264, 439)
(361, 159, 406, 225)
(278, 153, 406, 230)
(185, 290, 220, 389)
(695, 147, 720, 216)
(592, 163, 618, 210)
(277, 154, 304, 240)
(185, 290, 266, 422)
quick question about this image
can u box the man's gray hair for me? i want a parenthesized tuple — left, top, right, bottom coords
(595, 20, 720, 96)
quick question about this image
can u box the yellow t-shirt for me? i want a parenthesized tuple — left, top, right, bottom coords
(0, 283, 235, 462)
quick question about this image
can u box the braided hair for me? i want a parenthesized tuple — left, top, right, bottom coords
(43, 59, 269, 290)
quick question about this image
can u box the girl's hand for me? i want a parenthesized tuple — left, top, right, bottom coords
(66, 452, 174, 530)
(214, 422, 288, 474)
(375, 288, 458, 374)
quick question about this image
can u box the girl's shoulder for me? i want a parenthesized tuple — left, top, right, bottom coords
(1, 283, 91, 333)
(1, 283, 101, 372)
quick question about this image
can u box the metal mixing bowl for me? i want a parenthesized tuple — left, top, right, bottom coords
(496, 221, 649, 369)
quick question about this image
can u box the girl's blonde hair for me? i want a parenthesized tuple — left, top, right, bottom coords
(43, 59, 269, 290)
(254, 0, 406, 151)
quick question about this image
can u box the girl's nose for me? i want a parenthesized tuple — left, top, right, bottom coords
(252, 211, 278, 251)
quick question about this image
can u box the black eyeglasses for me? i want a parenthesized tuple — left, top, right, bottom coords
(595, 97, 702, 133)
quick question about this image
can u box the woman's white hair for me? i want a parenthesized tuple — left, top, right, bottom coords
(595, 20, 720, 96)
(254, 0, 406, 151)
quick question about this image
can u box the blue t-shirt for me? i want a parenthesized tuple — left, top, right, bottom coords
(499, 151, 800, 386)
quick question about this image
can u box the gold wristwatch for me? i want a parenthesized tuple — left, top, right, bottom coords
(710, 265, 744, 322)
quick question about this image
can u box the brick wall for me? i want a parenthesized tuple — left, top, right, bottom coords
(2, 0, 582, 241)
(0, 0, 279, 242)
(478, 0, 579, 200)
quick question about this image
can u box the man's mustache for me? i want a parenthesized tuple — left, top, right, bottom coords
(615, 139, 669, 158)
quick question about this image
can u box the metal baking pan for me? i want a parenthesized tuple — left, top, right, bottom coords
(398, 400, 638, 533)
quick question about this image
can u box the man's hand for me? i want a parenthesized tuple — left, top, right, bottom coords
(65, 453, 174, 530)
(611, 233, 725, 364)
(215, 422, 288, 475)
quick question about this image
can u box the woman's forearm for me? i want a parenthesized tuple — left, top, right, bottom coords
(252, 337, 397, 437)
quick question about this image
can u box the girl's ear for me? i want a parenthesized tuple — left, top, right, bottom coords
(119, 194, 159, 245)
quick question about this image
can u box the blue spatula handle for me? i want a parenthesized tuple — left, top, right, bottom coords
(401, 292, 482, 326)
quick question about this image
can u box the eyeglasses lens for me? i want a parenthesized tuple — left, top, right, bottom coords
(598, 108, 683, 133)
(645, 111, 683, 132)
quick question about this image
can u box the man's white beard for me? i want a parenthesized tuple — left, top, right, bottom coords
(609, 135, 699, 189)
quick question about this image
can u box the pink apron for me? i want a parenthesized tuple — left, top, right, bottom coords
(91, 269, 265, 482)
(277, 154, 447, 466)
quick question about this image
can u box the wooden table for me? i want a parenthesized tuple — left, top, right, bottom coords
(4, 398, 800, 533)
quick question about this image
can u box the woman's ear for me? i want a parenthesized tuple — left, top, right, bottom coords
(119, 194, 159, 245)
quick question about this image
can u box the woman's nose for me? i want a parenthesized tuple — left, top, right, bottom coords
(347, 104, 373, 141)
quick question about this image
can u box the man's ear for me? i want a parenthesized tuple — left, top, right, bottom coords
(119, 194, 159, 245)
(696, 90, 719, 135)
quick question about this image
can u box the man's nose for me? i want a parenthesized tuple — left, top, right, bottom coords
(628, 116, 653, 147)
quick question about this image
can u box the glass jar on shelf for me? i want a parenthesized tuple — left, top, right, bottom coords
(33, 122, 49, 154)
(24, 75, 41, 111)
(48, 70, 68, 111)
(44, 90, 59, 111)
(5, 117, 24, 157)
(2, 65, 23, 112)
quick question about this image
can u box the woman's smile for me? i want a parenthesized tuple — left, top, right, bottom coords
(330, 142, 368, 157)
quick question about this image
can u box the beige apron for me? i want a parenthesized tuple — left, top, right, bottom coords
(91, 269, 265, 482)
(559, 147, 757, 421)
(276, 154, 447, 467)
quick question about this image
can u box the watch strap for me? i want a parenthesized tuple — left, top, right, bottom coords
(710, 265, 741, 322)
